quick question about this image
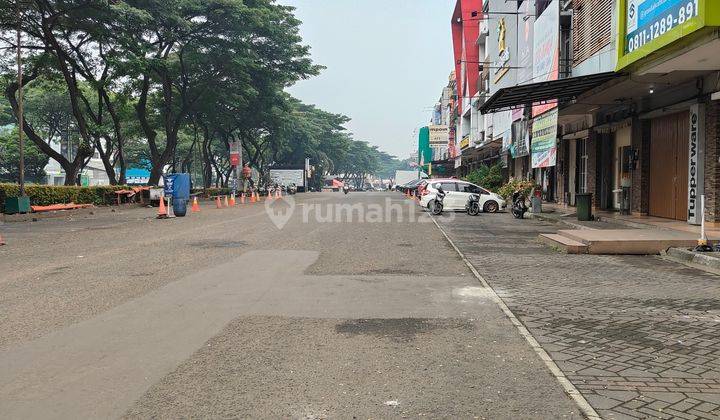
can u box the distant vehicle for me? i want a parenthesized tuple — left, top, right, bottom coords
(269, 168, 306, 192)
(399, 178, 425, 195)
(420, 179, 505, 213)
(394, 170, 420, 188)
(343, 185, 350, 194)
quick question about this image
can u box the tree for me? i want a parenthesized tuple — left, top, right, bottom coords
(124, 0, 320, 184)
(0, 126, 48, 183)
(0, 0, 398, 189)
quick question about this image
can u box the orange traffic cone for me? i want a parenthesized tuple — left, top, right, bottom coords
(229, 194, 236, 206)
(191, 197, 200, 212)
(0, 232, 5, 246)
(223, 195, 229, 207)
(215, 196, 222, 209)
(240, 193, 246, 204)
(157, 196, 168, 219)
(266, 190, 273, 201)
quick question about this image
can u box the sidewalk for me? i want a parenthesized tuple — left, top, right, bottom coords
(536, 202, 719, 241)
(435, 212, 720, 420)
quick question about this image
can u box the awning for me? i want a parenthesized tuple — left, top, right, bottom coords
(479, 72, 622, 114)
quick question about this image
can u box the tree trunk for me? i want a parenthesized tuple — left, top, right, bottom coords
(149, 164, 164, 187)
(5, 74, 86, 186)
(95, 137, 118, 185)
(200, 123, 213, 189)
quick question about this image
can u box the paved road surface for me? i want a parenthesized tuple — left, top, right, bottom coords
(0, 192, 580, 419)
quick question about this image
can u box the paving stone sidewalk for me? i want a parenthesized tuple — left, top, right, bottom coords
(436, 213, 720, 420)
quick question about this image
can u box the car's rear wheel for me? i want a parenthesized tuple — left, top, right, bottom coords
(483, 200, 499, 213)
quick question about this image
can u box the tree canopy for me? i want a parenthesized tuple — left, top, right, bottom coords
(0, 0, 401, 187)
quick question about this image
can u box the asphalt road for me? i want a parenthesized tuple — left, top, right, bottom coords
(0, 191, 581, 419)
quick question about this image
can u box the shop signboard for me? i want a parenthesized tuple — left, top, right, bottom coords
(532, 0, 559, 116)
(493, 17, 511, 83)
(531, 109, 558, 168)
(517, 0, 535, 85)
(617, 0, 720, 69)
(428, 125, 449, 145)
(418, 126, 432, 165)
(688, 103, 705, 225)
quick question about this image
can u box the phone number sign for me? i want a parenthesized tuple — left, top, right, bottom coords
(625, 0, 700, 53)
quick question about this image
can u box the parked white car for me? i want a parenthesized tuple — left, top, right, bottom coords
(419, 179, 505, 213)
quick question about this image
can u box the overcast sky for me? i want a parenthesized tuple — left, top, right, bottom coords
(282, 0, 456, 159)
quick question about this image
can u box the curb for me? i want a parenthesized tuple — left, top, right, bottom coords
(0, 204, 146, 223)
(663, 247, 720, 276)
(430, 216, 601, 420)
(529, 212, 599, 231)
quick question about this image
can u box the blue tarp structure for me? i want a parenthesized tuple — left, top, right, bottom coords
(163, 173, 191, 217)
(124, 167, 151, 185)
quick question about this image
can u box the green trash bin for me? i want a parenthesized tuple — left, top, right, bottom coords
(4, 196, 31, 214)
(576, 193, 593, 221)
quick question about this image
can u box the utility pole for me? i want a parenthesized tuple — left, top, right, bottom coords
(16, 0, 25, 197)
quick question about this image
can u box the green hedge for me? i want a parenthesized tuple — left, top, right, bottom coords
(0, 183, 131, 213)
(192, 187, 232, 198)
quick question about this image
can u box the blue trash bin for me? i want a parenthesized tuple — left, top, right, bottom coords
(164, 173, 191, 217)
(173, 198, 188, 217)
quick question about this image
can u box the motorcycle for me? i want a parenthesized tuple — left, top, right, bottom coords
(511, 190, 528, 219)
(343, 185, 350, 195)
(465, 193, 481, 216)
(430, 185, 446, 215)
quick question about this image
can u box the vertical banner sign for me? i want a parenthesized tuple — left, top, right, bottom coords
(448, 124, 457, 158)
(517, 0, 535, 85)
(688, 103, 705, 225)
(531, 108, 558, 168)
(511, 119, 530, 158)
(229, 141, 240, 167)
(532, 0, 559, 116)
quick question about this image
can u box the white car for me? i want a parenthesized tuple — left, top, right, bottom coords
(419, 179, 506, 213)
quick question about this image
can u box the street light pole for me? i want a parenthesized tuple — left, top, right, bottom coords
(16, 0, 25, 197)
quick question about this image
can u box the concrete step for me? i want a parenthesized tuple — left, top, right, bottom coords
(556, 229, 698, 255)
(538, 233, 589, 254)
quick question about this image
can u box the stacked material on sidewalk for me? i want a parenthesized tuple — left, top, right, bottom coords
(30, 203, 94, 213)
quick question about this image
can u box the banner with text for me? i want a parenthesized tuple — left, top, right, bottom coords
(531, 109, 558, 168)
(532, 0, 559, 117)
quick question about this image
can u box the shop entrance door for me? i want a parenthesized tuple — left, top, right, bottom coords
(649, 112, 689, 220)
